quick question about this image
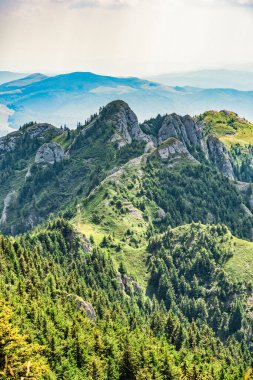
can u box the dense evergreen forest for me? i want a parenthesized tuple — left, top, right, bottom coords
(0, 219, 252, 379)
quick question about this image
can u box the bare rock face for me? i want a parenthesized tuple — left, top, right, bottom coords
(117, 273, 142, 294)
(207, 136, 235, 179)
(80, 234, 91, 253)
(24, 123, 62, 139)
(74, 296, 96, 321)
(0, 133, 17, 153)
(156, 113, 235, 178)
(157, 138, 198, 166)
(158, 114, 205, 150)
(0, 191, 16, 225)
(104, 100, 151, 147)
(0, 123, 63, 155)
(35, 142, 64, 164)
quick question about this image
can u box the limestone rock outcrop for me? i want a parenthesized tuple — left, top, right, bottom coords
(74, 296, 96, 321)
(157, 138, 198, 166)
(103, 100, 151, 147)
(35, 142, 64, 164)
(158, 114, 205, 150)
(0, 123, 63, 155)
(207, 136, 235, 179)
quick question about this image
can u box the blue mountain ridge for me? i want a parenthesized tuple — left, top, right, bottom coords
(1, 71, 253, 133)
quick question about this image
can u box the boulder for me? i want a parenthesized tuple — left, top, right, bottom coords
(74, 296, 96, 321)
(35, 142, 64, 164)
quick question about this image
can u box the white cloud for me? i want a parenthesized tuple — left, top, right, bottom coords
(230, 0, 253, 4)
(201, 0, 253, 5)
(53, 0, 139, 8)
(0, 0, 253, 75)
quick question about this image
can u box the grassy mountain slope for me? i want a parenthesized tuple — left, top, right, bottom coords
(199, 110, 253, 146)
(198, 110, 253, 182)
(71, 145, 253, 284)
(225, 237, 253, 283)
(1, 100, 253, 240)
(75, 155, 149, 284)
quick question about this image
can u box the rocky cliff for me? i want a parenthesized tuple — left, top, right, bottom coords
(207, 136, 235, 179)
(157, 137, 197, 166)
(157, 113, 204, 150)
(102, 100, 152, 147)
(35, 142, 65, 165)
(140, 109, 236, 177)
(0, 123, 63, 155)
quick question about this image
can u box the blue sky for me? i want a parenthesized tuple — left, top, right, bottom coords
(1, 0, 253, 75)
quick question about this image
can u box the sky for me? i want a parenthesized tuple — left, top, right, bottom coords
(1, 0, 253, 76)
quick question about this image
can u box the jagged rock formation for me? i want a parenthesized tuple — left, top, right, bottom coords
(0, 123, 63, 155)
(80, 234, 91, 253)
(158, 114, 204, 149)
(71, 100, 235, 179)
(207, 136, 235, 179)
(157, 137, 198, 166)
(64, 293, 96, 320)
(142, 112, 237, 178)
(0, 133, 17, 153)
(103, 100, 151, 147)
(35, 142, 64, 164)
(22, 123, 62, 139)
(117, 273, 142, 294)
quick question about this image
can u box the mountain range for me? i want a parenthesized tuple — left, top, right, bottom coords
(0, 70, 27, 85)
(147, 69, 253, 91)
(2, 70, 253, 137)
(1, 89, 253, 377)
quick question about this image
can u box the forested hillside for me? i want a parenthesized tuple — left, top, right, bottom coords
(0, 219, 252, 379)
(0, 101, 253, 379)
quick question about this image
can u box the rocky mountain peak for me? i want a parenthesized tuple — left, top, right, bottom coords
(21, 123, 63, 141)
(101, 100, 151, 147)
(158, 113, 205, 150)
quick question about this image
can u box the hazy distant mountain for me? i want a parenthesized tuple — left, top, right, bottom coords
(147, 69, 253, 91)
(1, 71, 253, 135)
(0, 71, 27, 85)
(0, 71, 183, 132)
(0, 73, 48, 90)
